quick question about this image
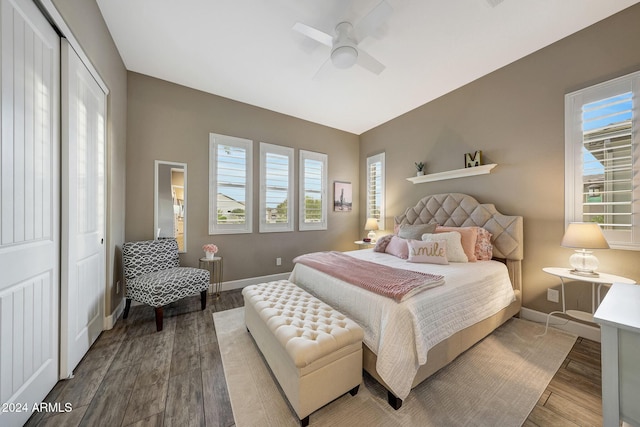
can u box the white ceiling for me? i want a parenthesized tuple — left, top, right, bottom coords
(97, 0, 639, 135)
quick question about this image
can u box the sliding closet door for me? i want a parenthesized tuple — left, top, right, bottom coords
(0, 0, 60, 426)
(60, 39, 106, 379)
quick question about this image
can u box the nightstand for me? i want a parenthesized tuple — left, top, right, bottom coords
(542, 267, 635, 330)
(354, 240, 374, 249)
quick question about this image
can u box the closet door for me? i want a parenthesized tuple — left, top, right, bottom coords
(0, 0, 60, 426)
(60, 39, 106, 379)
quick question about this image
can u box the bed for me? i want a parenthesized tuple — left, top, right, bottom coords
(289, 193, 523, 408)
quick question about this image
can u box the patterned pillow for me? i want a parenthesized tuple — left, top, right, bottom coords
(406, 239, 448, 264)
(422, 231, 468, 262)
(385, 236, 409, 259)
(373, 234, 394, 253)
(475, 227, 493, 261)
(435, 226, 478, 262)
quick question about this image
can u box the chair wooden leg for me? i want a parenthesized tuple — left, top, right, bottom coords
(155, 307, 163, 331)
(123, 299, 131, 319)
(200, 290, 207, 310)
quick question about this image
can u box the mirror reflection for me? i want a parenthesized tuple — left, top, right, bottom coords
(155, 160, 187, 252)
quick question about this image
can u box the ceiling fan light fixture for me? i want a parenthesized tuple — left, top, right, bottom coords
(331, 45, 358, 69)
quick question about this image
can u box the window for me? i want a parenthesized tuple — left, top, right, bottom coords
(299, 150, 328, 231)
(366, 152, 385, 230)
(259, 143, 294, 232)
(209, 133, 253, 234)
(565, 70, 640, 249)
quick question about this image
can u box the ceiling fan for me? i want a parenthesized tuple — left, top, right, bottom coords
(292, 0, 393, 76)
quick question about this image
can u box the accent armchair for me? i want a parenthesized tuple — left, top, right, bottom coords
(122, 239, 210, 331)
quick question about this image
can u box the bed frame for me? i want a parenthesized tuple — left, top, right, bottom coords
(364, 193, 523, 409)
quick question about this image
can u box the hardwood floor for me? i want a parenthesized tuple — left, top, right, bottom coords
(25, 290, 602, 426)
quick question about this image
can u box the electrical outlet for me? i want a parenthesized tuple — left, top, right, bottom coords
(276, 257, 282, 266)
(116, 280, 121, 294)
(547, 288, 559, 303)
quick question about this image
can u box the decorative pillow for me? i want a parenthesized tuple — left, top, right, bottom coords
(475, 227, 493, 261)
(422, 231, 468, 262)
(397, 223, 437, 240)
(435, 226, 478, 262)
(406, 239, 448, 264)
(373, 234, 394, 253)
(385, 236, 409, 259)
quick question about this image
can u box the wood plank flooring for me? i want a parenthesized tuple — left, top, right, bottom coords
(25, 290, 601, 426)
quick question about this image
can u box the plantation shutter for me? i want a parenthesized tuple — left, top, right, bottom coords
(300, 150, 327, 231)
(565, 71, 640, 248)
(209, 133, 253, 234)
(366, 153, 385, 230)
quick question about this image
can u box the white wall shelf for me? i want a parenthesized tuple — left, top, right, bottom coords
(406, 163, 497, 184)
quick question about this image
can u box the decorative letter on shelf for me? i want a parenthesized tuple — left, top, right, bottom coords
(464, 151, 482, 168)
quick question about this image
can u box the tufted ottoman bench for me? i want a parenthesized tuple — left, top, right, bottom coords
(242, 280, 364, 426)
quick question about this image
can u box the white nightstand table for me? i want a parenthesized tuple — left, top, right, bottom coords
(542, 267, 635, 326)
(354, 240, 374, 249)
(594, 282, 640, 427)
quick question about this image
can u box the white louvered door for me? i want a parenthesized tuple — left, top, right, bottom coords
(0, 0, 60, 425)
(60, 39, 106, 380)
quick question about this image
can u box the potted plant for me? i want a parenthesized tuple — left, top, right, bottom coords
(415, 162, 425, 176)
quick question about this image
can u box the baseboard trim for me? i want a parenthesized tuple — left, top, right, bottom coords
(520, 307, 601, 342)
(217, 272, 291, 293)
(104, 297, 125, 330)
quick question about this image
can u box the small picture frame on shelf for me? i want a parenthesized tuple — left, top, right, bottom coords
(464, 151, 482, 168)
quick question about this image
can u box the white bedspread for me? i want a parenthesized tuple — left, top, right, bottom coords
(289, 249, 516, 400)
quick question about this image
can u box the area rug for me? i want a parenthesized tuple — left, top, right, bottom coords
(213, 308, 576, 427)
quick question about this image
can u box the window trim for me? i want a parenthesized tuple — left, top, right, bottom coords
(259, 142, 294, 233)
(565, 70, 640, 250)
(208, 133, 253, 235)
(299, 150, 328, 231)
(366, 152, 386, 231)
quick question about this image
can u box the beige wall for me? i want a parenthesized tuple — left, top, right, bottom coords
(126, 73, 360, 282)
(360, 4, 640, 315)
(52, 0, 128, 315)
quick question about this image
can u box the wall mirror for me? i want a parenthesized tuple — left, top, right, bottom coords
(155, 160, 187, 252)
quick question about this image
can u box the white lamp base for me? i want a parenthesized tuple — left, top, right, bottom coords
(367, 230, 377, 242)
(569, 249, 600, 277)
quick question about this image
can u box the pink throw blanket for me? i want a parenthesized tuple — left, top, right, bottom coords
(293, 251, 445, 302)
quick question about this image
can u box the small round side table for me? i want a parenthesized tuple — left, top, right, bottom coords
(199, 256, 223, 299)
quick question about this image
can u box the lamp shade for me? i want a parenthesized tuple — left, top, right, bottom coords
(561, 222, 609, 249)
(364, 218, 379, 231)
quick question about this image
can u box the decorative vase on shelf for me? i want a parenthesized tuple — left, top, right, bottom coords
(416, 171, 424, 176)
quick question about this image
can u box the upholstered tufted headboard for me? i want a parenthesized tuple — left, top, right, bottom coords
(395, 193, 523, 293)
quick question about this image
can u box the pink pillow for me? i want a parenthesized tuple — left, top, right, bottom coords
(385, 236, 409, 259)
(407, 239, 448, 264)
(436, 226, 478, 262)
(475, 227, 493, 260)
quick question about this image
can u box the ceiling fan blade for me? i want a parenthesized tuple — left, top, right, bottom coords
(292, 22, 333, 47)
(312, 57, 334, 80)
(354, 0, 393, 42)
(357, 49, 385, 75)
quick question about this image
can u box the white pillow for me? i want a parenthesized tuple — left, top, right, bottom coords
(406, 239, 449, 264)
(422, 231, 468, 262)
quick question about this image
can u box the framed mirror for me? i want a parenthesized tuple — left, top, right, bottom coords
(154, 160, 187, 252)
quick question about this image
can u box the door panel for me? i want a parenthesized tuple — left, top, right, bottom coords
(60, 39, 106, 379)
(0, 0, 60, 425)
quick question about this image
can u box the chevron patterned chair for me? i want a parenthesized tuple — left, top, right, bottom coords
(122, 239, 210, 331)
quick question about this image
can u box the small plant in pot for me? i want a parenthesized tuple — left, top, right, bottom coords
(415, 162, 425, 176)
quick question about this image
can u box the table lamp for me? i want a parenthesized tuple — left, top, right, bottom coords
(561, 222, 609, 277)
(364, 218, 379, 242)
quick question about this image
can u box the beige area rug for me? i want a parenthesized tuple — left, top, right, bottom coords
(214, 308, 576, 427)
